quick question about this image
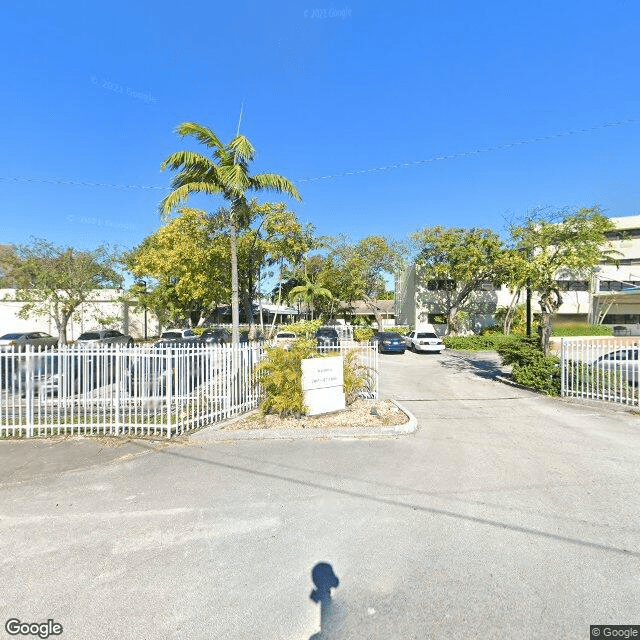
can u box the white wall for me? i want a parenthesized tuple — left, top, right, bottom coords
(0, 289, 161, 340)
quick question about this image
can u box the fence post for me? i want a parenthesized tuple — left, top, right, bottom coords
(166, 347, 172, 439)
(114, 345, 121, 436)
(560, 338, 566, 397)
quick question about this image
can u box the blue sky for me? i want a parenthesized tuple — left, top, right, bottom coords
(1, 0, 639, 256)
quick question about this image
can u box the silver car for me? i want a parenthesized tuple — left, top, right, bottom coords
(76, 329, 134, 348)
(594, 348, 639, 386)
(0, 332, 58, 351)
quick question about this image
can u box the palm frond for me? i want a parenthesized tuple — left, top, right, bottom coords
(216, 164, 251, 193)
(159, 182, 223, 219)
(160, 151, 215, 172)
(251, 173, 302, 201)
(228, 135, 256, 162)
(174, 122, 224, 150)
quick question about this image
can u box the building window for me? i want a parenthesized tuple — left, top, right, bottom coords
(426, 279, 455, 291)
(602, 314, 640, 324)
(598, 280, 640, 292)
(556, 280, 588, 292)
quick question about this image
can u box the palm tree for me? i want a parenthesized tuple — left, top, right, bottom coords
(289, 277, 333, 320)
(159, 122, 301, 343)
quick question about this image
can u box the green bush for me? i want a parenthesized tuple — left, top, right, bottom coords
(552, 323, 613, 337)
(256, 339, 317, 416)
(279, 319, 323, 338)
(443, 333, 522, 351)
(389, 325, 410, 335)
(496, 336, 560, 395)
(354, 327, 376, 342)
(256, 339, 372, 416)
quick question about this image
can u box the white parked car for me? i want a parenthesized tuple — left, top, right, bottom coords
(404, 330, 446, 353)
(271, 331, 297, 349)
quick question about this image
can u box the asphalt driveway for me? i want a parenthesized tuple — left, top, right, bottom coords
(1, 349, 639, 639)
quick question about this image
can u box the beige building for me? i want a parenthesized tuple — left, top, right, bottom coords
(395, 215, 640, 335)
(0, 289, 160, 341)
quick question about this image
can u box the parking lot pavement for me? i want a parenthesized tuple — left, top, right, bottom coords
(0, 437, 161, 485)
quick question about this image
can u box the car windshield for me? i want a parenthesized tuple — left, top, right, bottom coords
(277, 333, 296, 338)
(78, 333, 102, 340)
(1, 333, 25, 340)
(161, 332, 182, 339)
(417, 332, 438, 339)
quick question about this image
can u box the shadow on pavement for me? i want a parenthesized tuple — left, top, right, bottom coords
(309, 562, 340, 640)
(438, 351, 508, 380)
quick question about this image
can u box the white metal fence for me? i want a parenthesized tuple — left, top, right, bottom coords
(0, 343, 263, 439)
(560, 337, 640, 405)
(0, 341, 379, 439)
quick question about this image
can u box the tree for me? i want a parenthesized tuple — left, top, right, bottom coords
(506, 206, 616, 354)
(0, 245, 18, 286)
(329, 236, 406, 328)
(159, 122, 301, 342)
(410, 227, 505, 334)
(125, 208, 230, 327)
(3, 239, 122, 345)
(289, 276, 333, 320)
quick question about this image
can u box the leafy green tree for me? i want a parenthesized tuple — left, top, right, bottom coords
(159, 122, 301, 342)
(3, 239, 122, 344)
(506, 206, 616, 354)
(329, 236, 406, 328)
(0, 244, 19, 286)
(125, 208, 230, 327)
(410, 227, 505, 334)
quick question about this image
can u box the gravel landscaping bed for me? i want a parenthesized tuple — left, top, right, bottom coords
(219, 398, 409, 431)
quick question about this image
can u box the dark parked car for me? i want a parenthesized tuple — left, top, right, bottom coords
(76, 329, 134, 348)
(372, 332, 406, 354)
(315, 327, 340, 349)
(0, 332, 58, 352)
(240, 330, 265, 343)
(154, 328, 200, 346)
(200, 328, 231, 345)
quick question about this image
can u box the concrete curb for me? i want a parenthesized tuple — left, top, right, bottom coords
(188, 400, 418, 443)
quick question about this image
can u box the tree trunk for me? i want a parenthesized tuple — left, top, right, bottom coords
(538, 289, 562, 355)
(503, 290, 521, 335)
(447, 306, 459, 336)
(242, 289, 254, 337)
(230, 218, 240, 343)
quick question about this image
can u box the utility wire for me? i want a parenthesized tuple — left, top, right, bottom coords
(0, 117, 637, 191)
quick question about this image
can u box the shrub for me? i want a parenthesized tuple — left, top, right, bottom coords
(552, 323, 613, 337)
(279, 319, 323, 338)
(354, 327, 375, 342)
(256, 339, 317, 416)
(443, 333, 522, 351)
(389, 325, 410, 335)
(342, 350, 374, 403)
(496, 336, 560, 395)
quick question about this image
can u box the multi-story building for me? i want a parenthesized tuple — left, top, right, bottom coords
(395, 215, 640, 335)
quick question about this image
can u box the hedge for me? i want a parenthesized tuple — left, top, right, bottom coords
(443, 333, 523, 351)
(551, 324, 613, 337)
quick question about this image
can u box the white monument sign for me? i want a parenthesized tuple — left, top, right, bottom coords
(301, 356, 345, 416)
